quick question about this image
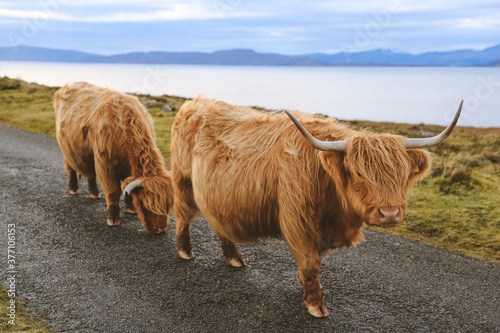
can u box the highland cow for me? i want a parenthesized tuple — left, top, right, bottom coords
(170, 97, 462, 317)
(54, 82, 173, 233)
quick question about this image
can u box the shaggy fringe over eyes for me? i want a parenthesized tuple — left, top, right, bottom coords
(134, 176, 174, 215)
(345, 133, 411, 205)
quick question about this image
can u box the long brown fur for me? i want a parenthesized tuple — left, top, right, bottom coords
(171, 96, 432, 317)
(54, 82, 173, 233)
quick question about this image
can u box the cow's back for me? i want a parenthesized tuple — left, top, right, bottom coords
(172, 96, 291, 173)
(54, 82, 154, 177)
(172, 97, 288, 181)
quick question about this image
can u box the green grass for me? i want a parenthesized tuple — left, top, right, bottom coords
(0, 288, 51, 332)
(0, 77, 59, 137)
(0, 76, 499, 330)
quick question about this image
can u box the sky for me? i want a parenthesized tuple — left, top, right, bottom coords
(0, 0, 499, 55)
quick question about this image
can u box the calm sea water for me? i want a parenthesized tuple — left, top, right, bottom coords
(1, 61, 499, 127)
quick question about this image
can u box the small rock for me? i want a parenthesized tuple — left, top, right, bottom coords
(161, 104, 172, 112)
(143, 99, 156, 107)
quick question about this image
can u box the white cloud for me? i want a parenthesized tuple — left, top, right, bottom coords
(64, 0, 182, 6)
(457, 18, 500, 29)
(0, 1, 266, 22)
(0, 8, 71, 20)
(78, 4, 217, 22)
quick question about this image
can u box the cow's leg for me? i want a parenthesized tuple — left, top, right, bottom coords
(124, 193, 137, 214)
(290, 246, 328, 318)
(64, 159, 79, 195)
(95, 162, 122, 226)
(102, 180, 121, 226)
(173, 175, 198, 259)
(88, 177, 100, 199)
(215, 232, 246, 267)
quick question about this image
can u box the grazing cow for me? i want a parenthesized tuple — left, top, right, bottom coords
(170, 97, 462, 317)
(54, 82, 173, 233)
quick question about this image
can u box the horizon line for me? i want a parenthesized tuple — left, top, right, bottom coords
(1, 42, 499, 57)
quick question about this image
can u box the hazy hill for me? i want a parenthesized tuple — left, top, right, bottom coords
(0, 44, 499, 66)
(0, 46, 326, 66)
(307, 44, 500, 66)
(0, 45, 95, 62)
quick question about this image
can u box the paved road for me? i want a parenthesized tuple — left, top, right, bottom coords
(1, 124, 499, 333)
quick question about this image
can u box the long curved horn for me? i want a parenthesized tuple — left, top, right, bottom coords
(285, 111, 347, 152)
(123, 179, 144, 195)
(405, 100, 463, 149)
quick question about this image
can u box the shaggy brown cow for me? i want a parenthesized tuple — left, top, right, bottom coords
(169, 97, 462, 317)
(54, 82, 173, 233)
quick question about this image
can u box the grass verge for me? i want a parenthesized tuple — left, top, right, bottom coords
(0, 288, 51, 332)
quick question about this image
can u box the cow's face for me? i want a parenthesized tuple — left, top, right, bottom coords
(122, 176, 173, 233)
(320, 134, 431, 226)
(285, 103, 461, 226)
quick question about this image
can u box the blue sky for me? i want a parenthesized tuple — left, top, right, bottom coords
(0, 0, 499, 55)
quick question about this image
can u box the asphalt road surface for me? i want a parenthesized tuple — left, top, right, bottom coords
(1, 124, 499, 333)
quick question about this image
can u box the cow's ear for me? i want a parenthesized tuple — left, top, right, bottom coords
(319, 151, 348, 188)
(319, 151, 350, 209)
(407, 149, 431, 181)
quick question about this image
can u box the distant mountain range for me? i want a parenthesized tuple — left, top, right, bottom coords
(1, 44, 499, 66)
(308, 44, 500, 66)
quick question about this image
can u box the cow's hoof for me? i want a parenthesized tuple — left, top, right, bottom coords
(178, 249, 194, 260)
(307, 304, 329, 318)
(106, 218, 120, 226)
(227, 257, 246, 267)
(89, 193, 100, 199)
(126, 208, 137, 214)
(69, 189, 79, 195)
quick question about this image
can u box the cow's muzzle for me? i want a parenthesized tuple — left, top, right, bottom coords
(370, 206, 404, 227)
